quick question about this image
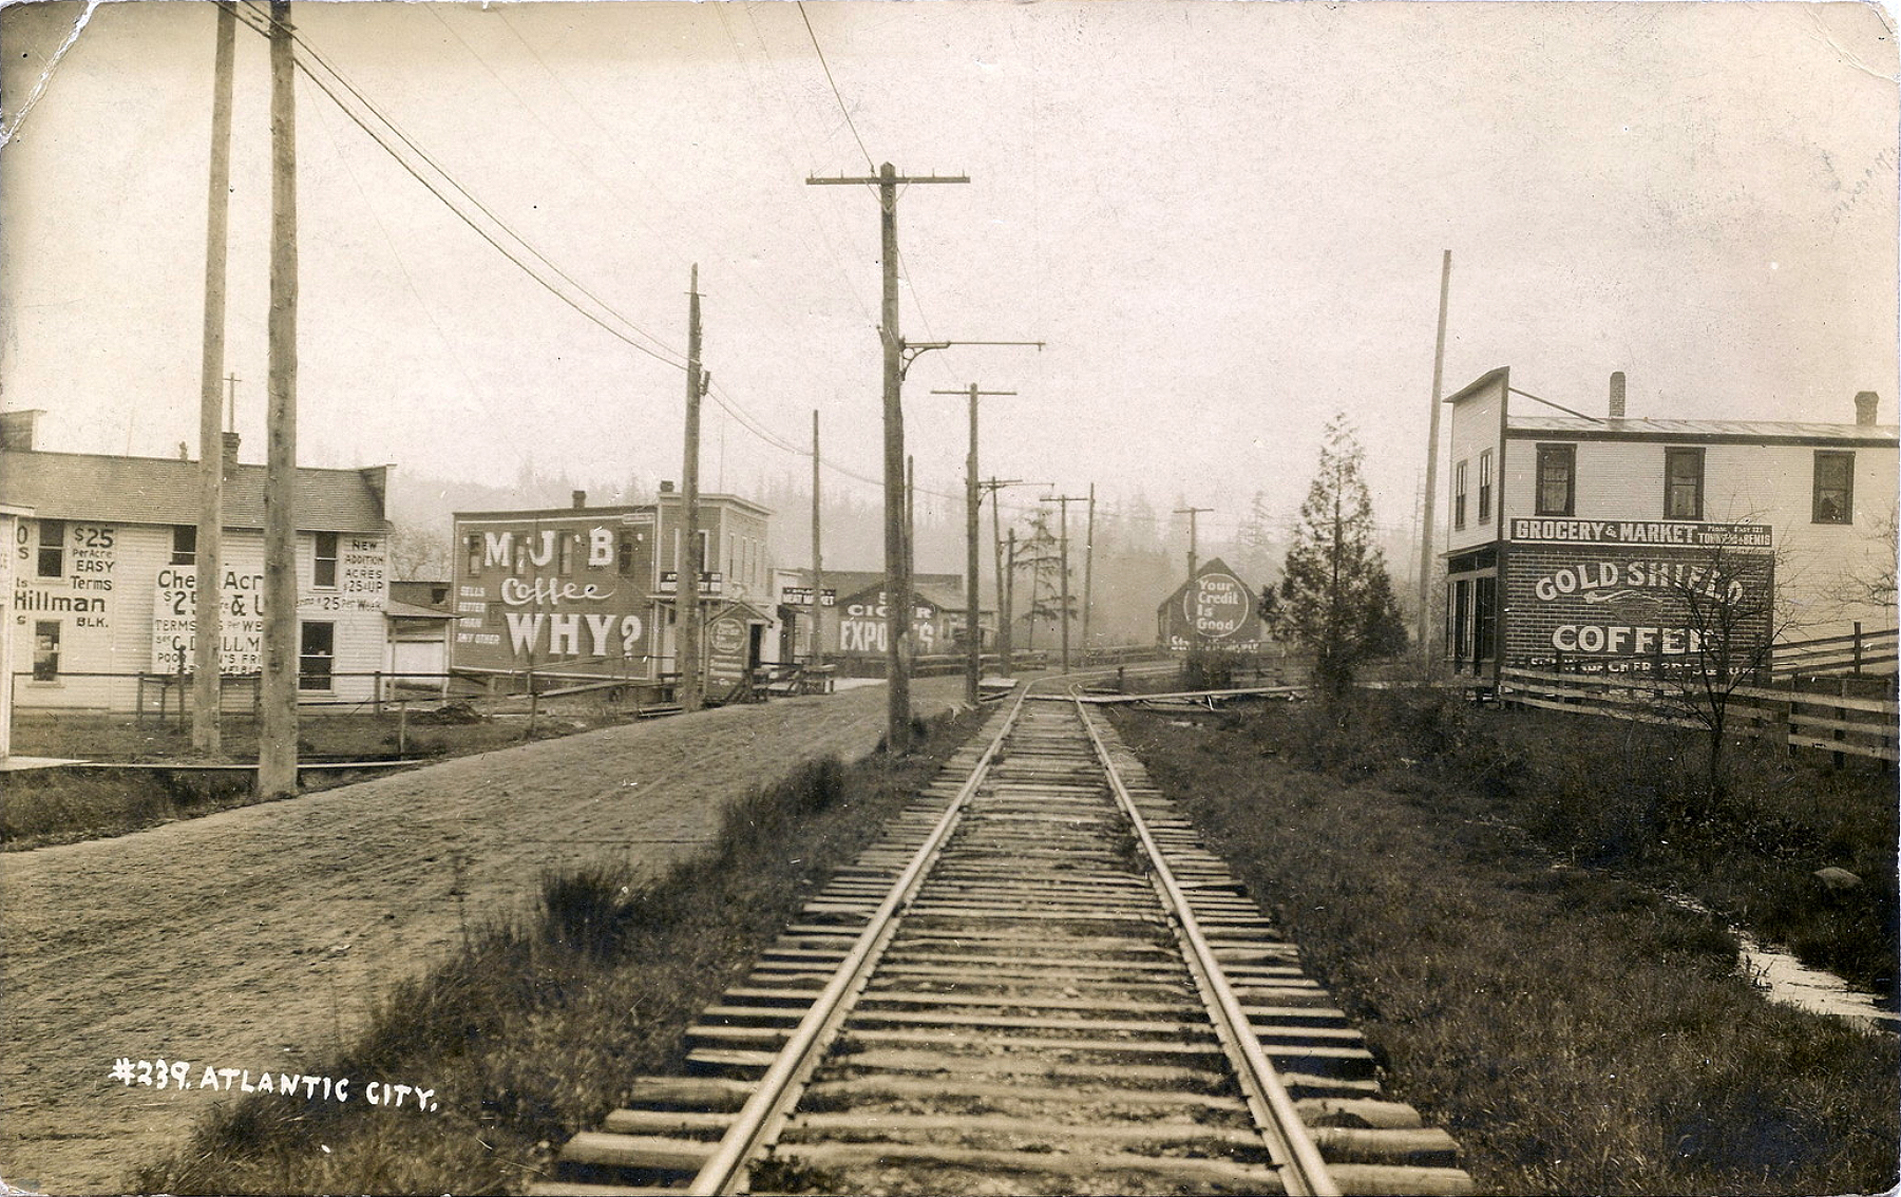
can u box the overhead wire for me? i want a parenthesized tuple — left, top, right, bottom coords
(231, 2, 897, 494)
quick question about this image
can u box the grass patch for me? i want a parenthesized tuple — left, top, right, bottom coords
(4, 705, 648, 850)
(131, 707, 987, 1196)
(1114, 702, 1899, 1196)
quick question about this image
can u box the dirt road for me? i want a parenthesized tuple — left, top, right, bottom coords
(0, 679, 962, 1195)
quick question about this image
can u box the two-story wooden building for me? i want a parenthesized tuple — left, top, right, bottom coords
(1442, 369, 1897, 682)
(2, 413, 392, 711)
(449, 485, 775, 688)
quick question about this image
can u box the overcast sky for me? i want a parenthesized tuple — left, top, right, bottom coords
(2, 0, 1895, 552)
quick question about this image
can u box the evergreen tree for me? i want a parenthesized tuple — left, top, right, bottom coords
(1279, 416, 1409, 695)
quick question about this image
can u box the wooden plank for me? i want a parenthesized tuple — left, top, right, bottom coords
(1786, 735, 1898, 762)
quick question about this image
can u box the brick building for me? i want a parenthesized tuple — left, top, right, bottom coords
(1442, 369, 1897, 682)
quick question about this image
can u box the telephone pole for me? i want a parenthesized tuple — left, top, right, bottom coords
(1082, 483, 1096, 654)
(1005, 527, 1019, 655)
(810, 410, 824, 667)
(194, 0, 236, 758)
(258, 0, 298, 800)
(1175, 506, 1213, 656)
(807, 164, 967, 754)
(979, 478, 1036, 675)
(1043, 493, 1087, 674)
(1416, 250, 1453, 666)
(679, 265, 706, 713)
(932, 383, 1015, 706)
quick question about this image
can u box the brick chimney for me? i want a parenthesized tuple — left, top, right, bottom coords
(0, 409, 42, 451)
(222, 431, 242, 481)
(1854, 391, 1879, 426)
(1608, 372, 1627, 419)
(572, 489, 587, 509)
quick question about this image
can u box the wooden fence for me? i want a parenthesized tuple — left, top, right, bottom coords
(1498, 667, 1898, 764)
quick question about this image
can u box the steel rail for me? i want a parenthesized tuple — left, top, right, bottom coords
(1073, 697, 1343, 1197)
(686, 683, 1034, 1195)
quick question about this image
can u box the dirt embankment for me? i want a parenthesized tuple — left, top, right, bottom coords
(1, 679, 961, 1196)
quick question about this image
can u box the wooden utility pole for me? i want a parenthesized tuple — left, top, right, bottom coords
(1416, 250, 1453, 664)
(1043, 493, 1087, 674)
(810, 409, 824, 666)
(258, 0, 298, 800)
(1082, 483, 1096, 653)
(932, 384, 1015, 706)
(679, 265, 706, 712)
(1175, 506, 1213, 654)
(1005, 527, 1018, 656)
(807, 164, 967, 754)
(194, 0, 236, 758)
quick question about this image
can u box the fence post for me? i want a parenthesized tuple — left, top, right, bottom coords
(373, 670, 383, 716)
(398, 698, 408, 757)
(1852, 622, 1863, 676)
(1833, 676, 1848, 769)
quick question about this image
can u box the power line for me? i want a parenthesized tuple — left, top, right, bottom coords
(795, 1, 874, 172)
(227, 3, 881, 487)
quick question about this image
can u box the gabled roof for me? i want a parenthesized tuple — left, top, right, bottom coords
(810, 570, 964, 602)
(1507, 414, 1899, 447)
(0, 449, 389, 531)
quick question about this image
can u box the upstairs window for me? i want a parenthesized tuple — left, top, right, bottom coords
(1664, 448, 1705, 521)
(1535, 444, 1576, 516)
(1813, 452, 1854, 524)
(1452, 461, 1468, 530)
(33, 620, 60, 681)
(313, 531, 339, 588)
(1477, 450, 1493, 524)
(36, 519, 65, 578)
(171, 524, 197, 566)
(465, 532, 483, 576)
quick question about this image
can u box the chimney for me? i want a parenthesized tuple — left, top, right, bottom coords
(0, 409, 42, 451)
(1854, 391, 1880, 426)
(659, 480, 676, 493)
(222, 431, 242, 481)
(572, 489, 587, 509)
(1608, 372, 1627, 419)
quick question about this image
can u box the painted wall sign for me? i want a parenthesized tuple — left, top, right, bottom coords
(1507, 541, 1775, 674)
(151, 566, 265, 673)
(706, 613, 749, 685)
(1156, 559, 1268, 653)
(1509, 518, 1772, 549)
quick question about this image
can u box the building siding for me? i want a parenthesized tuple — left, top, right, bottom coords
(10, 519, 387, 711)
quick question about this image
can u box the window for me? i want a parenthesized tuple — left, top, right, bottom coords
(465, 533, 482, 576)
(36, 519, 65, 578)
(1664, 448, 1704, 520)
(1453, 461, 1468, 530)
(1535, 444, 1576, 516)
(556, 531, 573, 575)
(617, 531, 637, 575)
(1477, 450, 1493, 524)
(1813, 451, 1854, 524)
(32, 620, 60, 681)
(1475, 576, 1496, 662)
(314, 531, 339, 588)
(172, 524, 197, 566)
(298, 621, 335, 691)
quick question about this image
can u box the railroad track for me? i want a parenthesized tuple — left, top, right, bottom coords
(539, 686, 1472, 1196)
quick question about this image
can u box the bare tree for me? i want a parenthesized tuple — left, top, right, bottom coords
(1645, 539, 1782, 797)
(388, 523, 451, 581)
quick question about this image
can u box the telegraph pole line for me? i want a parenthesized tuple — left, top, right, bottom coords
(979, 478, 1036, 676)
(258, 0, 298, 800)
(810, 410, 824, 667)
(807, 163, 967, 754)
(194, 0, 236, 759)
(679, 264, 706, 713)
(1006, 527, 1019, 654)
(1082, 482, 1096, 654)
(932, 383, 1015, 706)
(1043, 493, 1087, 674)
(1417, 250, 1452, 667)
(1175, 505, 1213, 656)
